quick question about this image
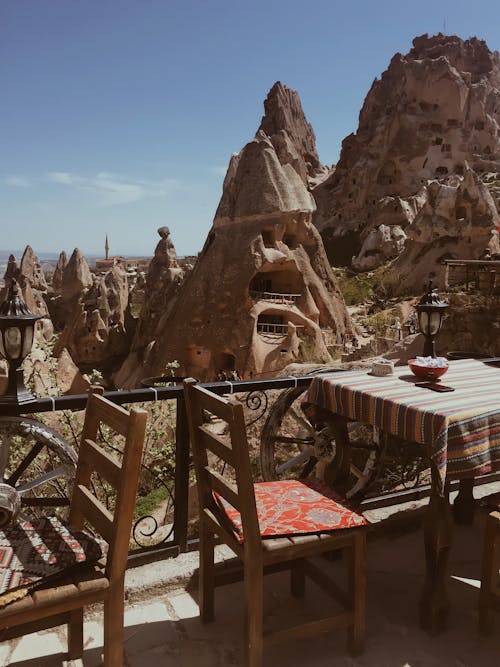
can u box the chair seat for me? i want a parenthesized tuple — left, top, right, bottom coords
(0, 516, 106, 609)
(0, 564, 109, 625)
(215, 478, 367, 543)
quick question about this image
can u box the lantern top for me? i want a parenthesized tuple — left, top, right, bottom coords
(0, 281, 42, 323)
(416, 280, 448, 309)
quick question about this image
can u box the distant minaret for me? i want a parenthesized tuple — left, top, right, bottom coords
(105, 235, 109, 260)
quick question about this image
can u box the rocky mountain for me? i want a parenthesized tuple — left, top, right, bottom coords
(314, 33, 500, 285)
(126, 82, 351, 385)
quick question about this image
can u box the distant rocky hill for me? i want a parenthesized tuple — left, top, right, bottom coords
(313, 33, 500, 287)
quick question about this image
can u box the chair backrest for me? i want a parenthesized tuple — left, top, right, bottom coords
(183, 379, 260, 549)
(68, 389, 147, 581)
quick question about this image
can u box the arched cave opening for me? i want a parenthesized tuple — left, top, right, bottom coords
(216, 352, 235, 372)
(250, 269, 303, 297)
(321, 230, 362, 267)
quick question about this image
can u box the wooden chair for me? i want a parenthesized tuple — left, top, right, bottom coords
(0, 389, 147, 666)
(183, 379, 367, 667)
(478, 494, 500, 634)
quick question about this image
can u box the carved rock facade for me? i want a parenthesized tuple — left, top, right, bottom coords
(314, 34, 500, 284)
(127, 82, 350, 384)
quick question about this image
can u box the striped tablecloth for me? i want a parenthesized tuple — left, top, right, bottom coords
(304, 358, 500, 493)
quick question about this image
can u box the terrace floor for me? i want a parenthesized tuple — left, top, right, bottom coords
(1, 485, 499, 667)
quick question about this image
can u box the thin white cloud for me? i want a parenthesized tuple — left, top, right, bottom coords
(5, 176, 30, 187)
(211, 166, 227, 176)
(46, 171, 78, 185)
(45, 171, 179, 205)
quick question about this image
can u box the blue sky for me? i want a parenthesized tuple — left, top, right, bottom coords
(2, 0, 500, 258)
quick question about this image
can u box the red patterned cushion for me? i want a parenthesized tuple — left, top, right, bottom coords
(215, 478, 367, 543)
(0, 516, 106, 599)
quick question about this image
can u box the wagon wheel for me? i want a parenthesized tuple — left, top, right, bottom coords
(0, 417, 78, 525)
(260, 385, 386, 501)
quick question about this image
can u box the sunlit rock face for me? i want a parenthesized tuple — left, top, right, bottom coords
(54, 253, 132, 369)
(61, 248, 92, 303)
(314, 33, 500, 285)
(133, 83, 350, 385)
(52, 251, 68, 295)
(113, 226, 185, 388)
(0, 247, 50, 317)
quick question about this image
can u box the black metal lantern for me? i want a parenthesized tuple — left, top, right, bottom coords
(415, 280, 448, 358)
(0, 280, 42, 405)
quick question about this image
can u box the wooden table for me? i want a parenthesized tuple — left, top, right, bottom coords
(303, 358, 500, 635)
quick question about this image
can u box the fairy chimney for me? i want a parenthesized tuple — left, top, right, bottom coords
(113, 226, 185, 387)
(131, 82, 350, 384)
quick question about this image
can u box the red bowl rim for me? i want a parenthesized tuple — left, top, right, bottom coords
(408, 358, 449, 368)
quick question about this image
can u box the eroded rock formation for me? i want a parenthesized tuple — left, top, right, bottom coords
(314, 34, 500, 284)
(54, 252, 133, 370)
(61, 248, 93, 303)
(52, 251, 68, 294)
(0, 247, 49, 317)
(114, 227, 185, 387)
(124, 82, 351, 385)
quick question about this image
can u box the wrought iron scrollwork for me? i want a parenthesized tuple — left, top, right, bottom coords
(244, 389, 269, 427)
(97, 425, 175, 548)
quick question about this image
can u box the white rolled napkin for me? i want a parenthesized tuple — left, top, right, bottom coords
(413, 356, 448, 368)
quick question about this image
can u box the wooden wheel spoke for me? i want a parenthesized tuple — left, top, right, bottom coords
(350, 463, 364, 479)
(7, 441, 44, 486)
(273, 436, 315, 445)
(0, 435, 13, 479)
(21, 496, 71, 507)
(287, 409, 314, 434)
(16, 465, 73, 494)
(0, 417, 77, 514)
(299, 456, 318, 479)
(275, 447, 316, 476)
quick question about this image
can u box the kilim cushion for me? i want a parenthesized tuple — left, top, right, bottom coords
(0, 516, 106, 606)
(215, 478, 367, 543)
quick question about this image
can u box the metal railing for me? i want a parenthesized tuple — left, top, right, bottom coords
(249, 290, 301, 303)
(444, 259, 500, 292)
(256, 323, 305, 335)
(2, 367, 499, 567)
(0, 376, 313, 566)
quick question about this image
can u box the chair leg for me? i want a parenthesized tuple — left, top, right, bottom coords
(244, 554, 264, 667)
(479, 513, 498, 635)
(347, 531, 366, 656)
(199, 518, 215, 623)
(67, 607, 84, 660)
(103, 582, 125, 667)
(290, 558, 306, 598)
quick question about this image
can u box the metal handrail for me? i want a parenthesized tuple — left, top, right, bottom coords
(256, 323, 305, 335)
(250, 290, 301, 302)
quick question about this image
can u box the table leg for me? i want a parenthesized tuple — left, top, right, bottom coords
(453, 478, 475, 524)
(323, 414, 351, 493)
(419, 471, 453, 635)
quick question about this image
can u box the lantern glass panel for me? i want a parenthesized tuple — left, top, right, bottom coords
(21, 326, 34, 358)
(429, 311, 442, 336)
(418, 310, 429, 335)
(5, 327, 21, 359)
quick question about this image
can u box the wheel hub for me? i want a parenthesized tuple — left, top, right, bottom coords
(0, 482, 21, 527)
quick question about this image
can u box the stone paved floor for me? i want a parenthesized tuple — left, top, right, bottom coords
(1, 501, 499, 666)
